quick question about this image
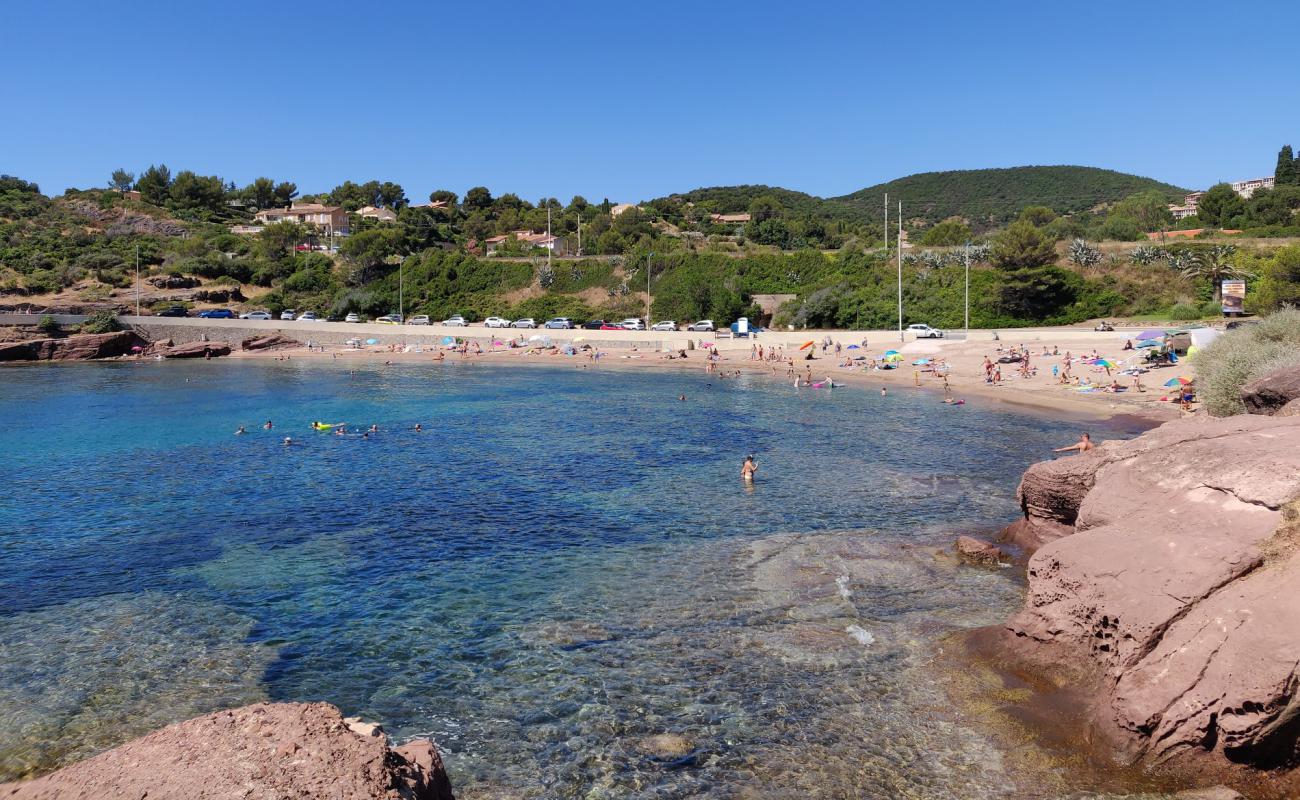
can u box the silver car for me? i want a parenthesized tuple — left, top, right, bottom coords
(511, 318, 537, 328)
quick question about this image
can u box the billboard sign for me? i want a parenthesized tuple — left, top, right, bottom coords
(1221, 280, 1246, 314)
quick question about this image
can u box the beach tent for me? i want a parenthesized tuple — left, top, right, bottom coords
(1188, 328, 1221, 349)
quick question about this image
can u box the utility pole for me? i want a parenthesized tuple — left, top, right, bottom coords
(964, 242, 971, 338)
(547, 205, 553, 271)
(576, 208, 582, 257)
(134, 244, 140, 317)
(399, 258, 404, 321)
(897, 201, 903, 343)
(646, 251, 653, 327)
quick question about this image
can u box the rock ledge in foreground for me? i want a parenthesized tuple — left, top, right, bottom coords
(0, 702, 454, 800)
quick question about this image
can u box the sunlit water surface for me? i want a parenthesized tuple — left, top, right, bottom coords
(0, 360, 1159, 798)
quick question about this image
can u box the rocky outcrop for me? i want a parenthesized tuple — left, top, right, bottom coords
(998, 449, 1110, 553)
(999, 414, 1300, 778)
(147, 275, 201, 289)
(162, 340, 231, 359)
(241, 333, 301, 351)
(0, 702, 454, 800)
(1240, 363, 1300, 415)
(65, 199, 187, 237)
(0, 331, 144, 361)
(193, 286, 245, 303)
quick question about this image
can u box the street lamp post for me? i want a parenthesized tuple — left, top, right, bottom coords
(134, 244, 140, 317)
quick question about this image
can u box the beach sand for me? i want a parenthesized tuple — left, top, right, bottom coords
(230, 332, 1191, 425)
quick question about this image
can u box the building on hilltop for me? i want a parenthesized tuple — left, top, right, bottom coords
(355, 205, 398, 222)
(1168, 191, 1204, 220)
(610, 203, 638, 217)
(254, 202, 350, 234)
(709, 212, 751, 225)
(1231, 176, 1274, 199)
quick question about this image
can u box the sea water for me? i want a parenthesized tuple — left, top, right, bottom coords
(0, 360, 1155, 798)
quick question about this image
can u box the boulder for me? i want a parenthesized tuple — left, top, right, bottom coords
(1240, 363, 1300, 415)
(146, 275, 200, 289)
(0, 331, 144, 361)
(1001, 414, 1300, 775)
(162, 341, 231, 359)
(998, 449, 1110, 553)
(241, 333, 300, 351)
(0, 702, 455, 800)
(954, 535, 1008, 567)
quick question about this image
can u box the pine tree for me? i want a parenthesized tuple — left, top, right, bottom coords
(1276, 145, 1298, 186)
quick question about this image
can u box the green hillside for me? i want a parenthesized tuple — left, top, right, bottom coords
(653, 166, 1189, 232)
(833, 166, 1188, 229)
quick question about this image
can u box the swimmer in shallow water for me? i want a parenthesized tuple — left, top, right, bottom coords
(741, 455, 757, 483)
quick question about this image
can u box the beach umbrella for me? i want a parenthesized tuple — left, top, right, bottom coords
(365, 338, 379, 345)
(441, 336, 455, 346)
(799, 341, 815, 350)
(885, 353, 904, 362)
(912, 358, 931, 365)
(1164, 377, 1192, 387)
(883, 349, 899, 356)
(1095, 359, 1116, 368)
(846, 344, 860, 349)
(1136, 329, 1166, 341)
(1135, 339, 1161, 348)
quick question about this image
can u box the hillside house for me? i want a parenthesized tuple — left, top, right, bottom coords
(254, 202, 350, 234)
(710, 213, 751, 225)
(1168, 192, 1204, 220)
(356, 205, 398, 222)
(610, 203, 638, 217)
(483, 230, 563, 256)
(1231, 176, 1274, 199)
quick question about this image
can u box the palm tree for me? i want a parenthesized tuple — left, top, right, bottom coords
(1176, 245, 1251, 302)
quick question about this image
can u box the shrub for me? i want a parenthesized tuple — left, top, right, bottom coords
(79, 310, 122, 334)
(1168, 304, 1201, 321)
(1195, 309, 1300, 416)
(37, 314, 60, 334)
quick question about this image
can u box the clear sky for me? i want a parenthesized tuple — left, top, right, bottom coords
(3, 0, 1296, 203)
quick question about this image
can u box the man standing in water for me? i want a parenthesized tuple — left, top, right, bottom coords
(1054, 433, 1094, 454)
(741, 455, 758, 483)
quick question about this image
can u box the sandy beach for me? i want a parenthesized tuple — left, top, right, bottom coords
(229, 329, 1192, 424)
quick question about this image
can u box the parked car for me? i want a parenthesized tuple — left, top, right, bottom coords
(906, 323, 944, 339)
(408, 315, 431, 325)
(157, 306, 188, 317)
(484, 316, 510, 328)
(651, 320, 677, 332)
(511, 318, 537, 328)
(582, 319, 606, 330)
(686, 319, 714, 332)
(600, 322, 625, 330)
(442, 315, 467, 326)
(297, 311, 318, 322)
(620, 318, 645, 331)
(344, 313, 361, 323)
(239, 310, 272, 320)
(374, 314, 401, 324)
(198, 308, 235, 319)
(280, 309, 296, 320)
(544, 317, 573, 329)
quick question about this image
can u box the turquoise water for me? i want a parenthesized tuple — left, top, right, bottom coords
(0, 361, 1136, 797)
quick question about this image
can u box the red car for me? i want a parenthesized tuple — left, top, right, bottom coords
(600, 323, 625, 330)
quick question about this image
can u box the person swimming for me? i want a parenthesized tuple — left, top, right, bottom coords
(1054, 433, 1094, 454)
(741, 455, 757, 483)
(235, 425, 246, 435)
(263, 420, 273, 430)
(414, 423, 423, 432)
(282, 436, 292, 446)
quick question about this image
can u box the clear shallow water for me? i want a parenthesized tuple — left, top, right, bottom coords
(0, 361, 1142, 797)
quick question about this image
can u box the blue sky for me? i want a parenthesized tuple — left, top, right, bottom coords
(2, 0, 1296, 203)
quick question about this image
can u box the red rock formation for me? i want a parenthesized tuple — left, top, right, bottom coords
(0, 702, 454, 800)
(241, 333, 301, 351)
(162, 341, 231, 358)
(955, 535, 1009, 567)
(1240, 364, 1300, 415)
(999, 414, 1300, 780)
(0, 331, 144, 361)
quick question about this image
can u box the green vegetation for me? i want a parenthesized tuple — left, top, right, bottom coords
(36, 314, 59, 334)
(3, 146, 1298, 331)
(79, 311, 122, 334)
(1195, 309, 1300, 416)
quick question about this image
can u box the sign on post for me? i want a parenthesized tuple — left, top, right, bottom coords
(1221, 280, 1246, 315)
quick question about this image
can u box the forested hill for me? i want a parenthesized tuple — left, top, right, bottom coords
(833, 166, 1188, 228)
(653, 167, 1188, 230)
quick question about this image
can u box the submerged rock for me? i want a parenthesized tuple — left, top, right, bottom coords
(997, 414, 1300, 781)
(954, 535, 1007, 567)
(634, 733, 694, 760)
(0, 702, 455, 800)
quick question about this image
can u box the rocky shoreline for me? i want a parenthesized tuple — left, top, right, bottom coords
(969, 384, 1300, 796)
(0, 703, 454, 800)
